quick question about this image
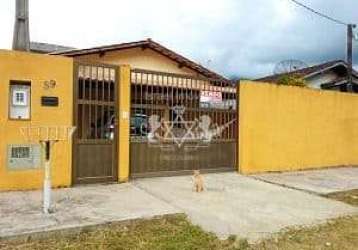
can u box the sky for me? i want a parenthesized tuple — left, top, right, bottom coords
(0, 0, 357, 79)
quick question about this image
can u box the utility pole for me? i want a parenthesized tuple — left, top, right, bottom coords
(13, 0, 30, 51)
(347, 24, 356, 92)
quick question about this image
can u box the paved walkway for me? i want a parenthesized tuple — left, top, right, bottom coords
(1, 171, 357, 242)
(253, 167, 358, 194)
(0, 183, 179, 239)
(134, 172, 358, 241)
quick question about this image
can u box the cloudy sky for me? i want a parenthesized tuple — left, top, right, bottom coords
(0, 0, 357, 78)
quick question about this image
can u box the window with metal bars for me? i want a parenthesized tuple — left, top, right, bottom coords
(11, 146, 31, 159)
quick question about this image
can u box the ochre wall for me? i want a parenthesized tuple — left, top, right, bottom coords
(0, 50, 73, 191)
(75, 47, 202, 76)
(239, 82, 358, 174)
(118, 65, 131, 182)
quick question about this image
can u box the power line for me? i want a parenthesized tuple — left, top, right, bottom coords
(287, 0, 348, 26)
(287, 0, 357, 90)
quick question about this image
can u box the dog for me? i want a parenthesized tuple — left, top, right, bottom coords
(193, 170, 204, 192)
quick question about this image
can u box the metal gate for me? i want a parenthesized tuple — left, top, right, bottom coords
(73, 63, 118, 184)
(130, 69, 238, 177)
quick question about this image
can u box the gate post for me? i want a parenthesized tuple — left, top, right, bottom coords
(237, 81, 241, 174)
(118, 65, 131, 182)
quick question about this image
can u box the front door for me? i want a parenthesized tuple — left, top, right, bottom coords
(73, 63, 118, 184)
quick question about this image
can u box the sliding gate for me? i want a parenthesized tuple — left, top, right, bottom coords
(130, 69, 238, 177)
(73, 63, 118, 184)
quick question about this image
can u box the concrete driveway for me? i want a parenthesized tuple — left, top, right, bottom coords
(253, 167, 358, 195)
(134, 172, 358, 241)
(1, 171, 357, 243)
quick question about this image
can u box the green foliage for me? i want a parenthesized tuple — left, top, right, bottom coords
(1, 215, 244, 250)
(277, 74, 307, 87)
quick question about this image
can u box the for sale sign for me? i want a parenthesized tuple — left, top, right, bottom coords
(200, 91, 222, 104)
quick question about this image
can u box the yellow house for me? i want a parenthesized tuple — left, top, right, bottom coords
(0, 39, 238, 191)
(2, 39, 358, 192)
(54, 38, 238, 182)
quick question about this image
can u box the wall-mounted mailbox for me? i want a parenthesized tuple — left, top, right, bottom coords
(9, 82, 31, 120)
(41, 96, 59, 107)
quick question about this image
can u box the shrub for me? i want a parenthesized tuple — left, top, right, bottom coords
(277, 74, 307, 87)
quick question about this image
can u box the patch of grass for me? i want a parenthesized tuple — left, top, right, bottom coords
(252, 216, 358, 250)
(325, 189, 358, 207)
(4, 215, 358, 250)
(251, 190, 358, 250)
(0, 215, 243, 250)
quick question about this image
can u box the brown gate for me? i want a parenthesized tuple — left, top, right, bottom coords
(73, 63, 118, 184)
(130, 69, 238, 177)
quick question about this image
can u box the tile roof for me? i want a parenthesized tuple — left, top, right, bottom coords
(52, 39, 228, 81)
(256, 60, 358, 83)
(30, 42, 75, 54)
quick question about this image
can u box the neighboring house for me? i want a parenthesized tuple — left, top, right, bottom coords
(30, 42, 75, 54)
(256, 60, 358, 92)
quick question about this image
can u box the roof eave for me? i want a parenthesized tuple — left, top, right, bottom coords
(321, 78, 358, 88)
(50, 40, 149, 56)
(304, 62, 351, 79)
(52, 39, 228, 81)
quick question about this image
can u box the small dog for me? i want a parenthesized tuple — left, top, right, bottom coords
(193, 170, 204, 192)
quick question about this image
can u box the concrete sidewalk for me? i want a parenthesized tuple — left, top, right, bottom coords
(1, 172, 357, 243)
(0, 183, 179, 239)
(253, 167, 358, 194)
(134, 172, 358, 242)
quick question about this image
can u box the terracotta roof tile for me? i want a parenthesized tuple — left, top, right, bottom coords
(256, 60, 358, 83)
(52, 39, 228, 81)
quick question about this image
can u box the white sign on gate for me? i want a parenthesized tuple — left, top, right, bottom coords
(200, 91, 222, 104)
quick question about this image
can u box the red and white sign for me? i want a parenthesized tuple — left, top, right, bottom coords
(200, 91, 222, 104)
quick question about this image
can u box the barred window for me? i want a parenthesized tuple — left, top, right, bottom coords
(11, 147, 30, 159)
